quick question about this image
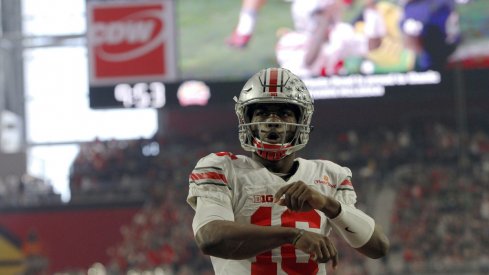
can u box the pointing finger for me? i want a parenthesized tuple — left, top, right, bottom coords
(274, 184, 293, 203)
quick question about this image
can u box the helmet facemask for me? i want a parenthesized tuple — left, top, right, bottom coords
(241, 119, 307, 161)
(235, 68, 314, 161)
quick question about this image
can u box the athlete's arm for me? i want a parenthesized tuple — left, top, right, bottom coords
(274, 181, 390, 259)
(324, 199, 389, 259)
(354, 223, 389, 259)
(196, 219, 296, 259)
(193, 197, 338, 264)
(304, 5, 337, 67)
(196, 220, 338, 266)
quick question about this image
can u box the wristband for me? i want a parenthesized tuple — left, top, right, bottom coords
(292, 229, 305, 246)
(329, 203, 375, 248)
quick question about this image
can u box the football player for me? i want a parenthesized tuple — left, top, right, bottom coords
(187, 67, 389, 274)
(276, 0, 387, 77)
(399, 0, 461, 70)
(226, 0, 268, 48)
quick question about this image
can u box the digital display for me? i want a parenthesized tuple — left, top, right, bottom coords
(89, 0, 489, 108)
(178, 0, 488, 79)
(113, 82, 166, 108)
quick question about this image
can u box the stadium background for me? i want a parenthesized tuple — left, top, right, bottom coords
(1, 0, 489, 274)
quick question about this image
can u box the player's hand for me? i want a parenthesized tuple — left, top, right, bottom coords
(274, 181, 327, 212)
(295, 230, 339, 268)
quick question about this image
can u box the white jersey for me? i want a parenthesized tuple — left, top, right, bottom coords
(278, 0, 383, 77)
(278, 0, 369, 77)
(187, 152, 358, 275)
(276, 22, 367, 77)
(291, 0, 336, 34)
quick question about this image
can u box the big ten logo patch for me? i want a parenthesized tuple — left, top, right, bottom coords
(253, 194, 274, 203)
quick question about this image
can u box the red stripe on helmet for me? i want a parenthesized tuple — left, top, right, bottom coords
(268, 68, 278, 96)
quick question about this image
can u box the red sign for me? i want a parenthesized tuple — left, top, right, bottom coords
(87, 0, 176, 85)
(0, 205, 139, 273)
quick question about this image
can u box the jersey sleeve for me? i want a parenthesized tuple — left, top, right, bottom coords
(333, 166, 358, 206)
(187, 153, 234, 210)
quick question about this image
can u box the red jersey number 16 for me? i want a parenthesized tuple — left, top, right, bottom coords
(250, 206, 321, 275)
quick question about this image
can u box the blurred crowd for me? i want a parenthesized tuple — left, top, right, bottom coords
(69, 131, 239, 274)
(65, 117, 489, 274)
(2, 117, 489, 274)
(0, 173, 61, 208)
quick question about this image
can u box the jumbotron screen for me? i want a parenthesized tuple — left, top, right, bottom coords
(179, 0, 487, 76)
(88, 0, 489, 108)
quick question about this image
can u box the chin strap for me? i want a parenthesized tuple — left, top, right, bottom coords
(253, 138, 291, 161)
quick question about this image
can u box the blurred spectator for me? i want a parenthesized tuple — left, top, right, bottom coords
(62, 116, 489, 274)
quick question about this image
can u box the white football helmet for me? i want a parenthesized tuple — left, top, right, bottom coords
(234, 67, 314, 160)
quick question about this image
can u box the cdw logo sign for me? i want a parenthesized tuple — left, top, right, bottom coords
(91, 19, 156, 47)
(87, 1, 177, 85)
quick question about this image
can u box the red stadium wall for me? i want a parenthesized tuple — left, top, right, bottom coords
(0, 204, 140, 272)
